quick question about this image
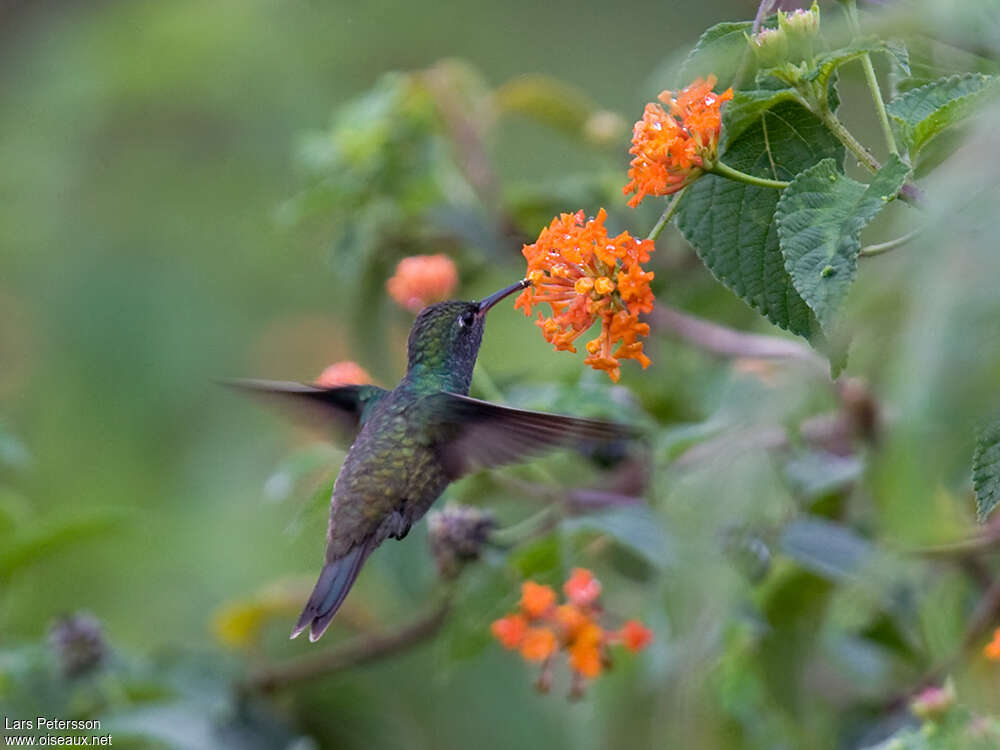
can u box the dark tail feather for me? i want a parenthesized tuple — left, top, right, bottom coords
(290, 538, 374, 642)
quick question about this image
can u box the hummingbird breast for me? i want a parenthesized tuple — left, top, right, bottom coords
(323, 389, 450, 560)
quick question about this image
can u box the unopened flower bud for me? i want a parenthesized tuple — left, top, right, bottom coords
(778, 1, 820, 62)
(779, 2, 820, 38)
(594, 277, 615, 295)
(427, 504, 495, 579)
(48, 612, 107, 678)
(749, 27, 790, 68)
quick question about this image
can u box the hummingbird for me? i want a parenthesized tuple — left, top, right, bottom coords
(229, 279, 636, 642)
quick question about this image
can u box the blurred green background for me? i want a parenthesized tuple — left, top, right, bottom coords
(3, 1, 1000, 748)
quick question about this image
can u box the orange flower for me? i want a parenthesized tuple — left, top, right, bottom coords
(520, 627, 558, 662)
(386, 254, 459, 313)
(624, 76, 733, 208)
(618, 620, 653, 652)
(314, 361, 372, 387)
(564, 568, 602, 609)
(491, 569, 652, 696)
(520, 581, 557, 619)
(984, 628, 1000, 661)
(491, 614, 527, 649)
(554, 604, 589, 640)
(568, 622, 605, 678)
(516, 209, 655, 382)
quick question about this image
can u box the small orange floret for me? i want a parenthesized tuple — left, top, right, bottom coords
(520, 581, 557, 618)
(315, 361, 372, 387)
(386, 254, 459, 313)
(516, 209, 655, 382)
(619, 620, 653, 652)
(491, 614, 527, 649)
(984, 628, 1000, 661)
(520, 627, 558, 662)
(569, 622, 605, 678)
(491, 570, 652, 695)
(624, 76, 733, 208)
(564, 568, 602, 609)
(554, 604, 589, 640)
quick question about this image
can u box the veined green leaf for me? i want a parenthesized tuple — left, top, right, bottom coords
(676, 100, 843, 342)
(974, 420, 1000, 523)
(721, 87, 805, 151)
(678, 21, 755, 90)
(887, 73, 1000, 156)
(776, 155, 910, 333)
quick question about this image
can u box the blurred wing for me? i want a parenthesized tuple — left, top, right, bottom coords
(220, 379, 388, 441)
(427, 392, 640, 480)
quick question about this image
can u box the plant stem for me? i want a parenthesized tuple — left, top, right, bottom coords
(646, 189, 686, 241)
(708, 161, 790, 189)
(242, 596, 452, 693)
(648, 305, 826, 369)
(859, 227, 923, 257)
(817, 102, 881, 173)
(490, 505, 562, 546)
(843, 0, 899, 156)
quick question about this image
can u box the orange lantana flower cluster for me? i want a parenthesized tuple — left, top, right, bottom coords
(984, 628, 1000, 660)
(314, 361, 372, 387)
(386, 254, 459, 313)
(624, 76, 733, 207)
(515, 209, 655, 382)
(490, 568, 652, 696)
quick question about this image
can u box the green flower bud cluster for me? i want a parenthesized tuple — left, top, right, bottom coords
(749, 2, 821, 73)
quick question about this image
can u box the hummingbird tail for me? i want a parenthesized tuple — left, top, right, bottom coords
(290, 538, 375, 642)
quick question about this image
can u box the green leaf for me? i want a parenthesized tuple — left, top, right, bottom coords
(676, 100, 843, 342)
(776, 154, 910, 333)
(562, 505, 673, 571)
(779, 518, 874, 582)
(678, 21, 755, 90)
(721, 87, 804, 151)
(0, 510, 125, 579)
(807, 38, 909, 95)
(887, 73, 1000, 156)
(974, 420, 1000, 523)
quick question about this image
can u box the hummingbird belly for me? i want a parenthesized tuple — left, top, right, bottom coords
(324, 400, 449, 559)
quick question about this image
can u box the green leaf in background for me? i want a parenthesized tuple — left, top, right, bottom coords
(0, 510, 125, 580)
(779, 517, 874, 582)
(492, 74, 625, 147)
(562, 505, 674, 571)
(776, 154, 910, 334)
(973, 420, 1000, 522)
(677, 21, 755, 90)
(676, 100, 843, 343)
(887, 73, 1000, 156)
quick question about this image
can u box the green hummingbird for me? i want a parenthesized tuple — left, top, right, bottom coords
(229, 279, 636, 642)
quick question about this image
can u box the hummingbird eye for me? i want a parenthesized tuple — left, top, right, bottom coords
(458, 310, 476, 328)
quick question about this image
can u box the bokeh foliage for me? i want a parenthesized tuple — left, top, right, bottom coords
(3, 1, 1000, 748)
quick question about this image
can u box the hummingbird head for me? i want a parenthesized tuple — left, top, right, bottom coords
(404, 279, 529, 392)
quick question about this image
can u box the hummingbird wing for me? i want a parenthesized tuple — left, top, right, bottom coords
(220, 379, 389, 442)
(427, 393, 640, 479)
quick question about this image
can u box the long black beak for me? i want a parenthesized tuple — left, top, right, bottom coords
(476, 278, 530, 316)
